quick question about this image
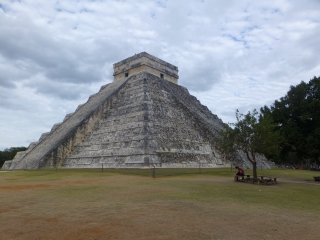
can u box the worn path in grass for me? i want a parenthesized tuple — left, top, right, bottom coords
(0, 169, 319, 240)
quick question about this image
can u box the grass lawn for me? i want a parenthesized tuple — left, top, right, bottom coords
(0, 168, 319, 240)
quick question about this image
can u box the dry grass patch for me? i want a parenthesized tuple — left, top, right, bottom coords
(0, 169, 319, 240)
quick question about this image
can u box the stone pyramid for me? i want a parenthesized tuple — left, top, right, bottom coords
(4, 52, 228, 169)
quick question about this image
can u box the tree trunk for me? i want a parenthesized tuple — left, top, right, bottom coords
(252, 161, 257, 180)
(252, 151, 257, 179)
(245, 150, 258, 180)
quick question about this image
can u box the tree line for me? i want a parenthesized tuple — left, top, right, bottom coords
(261, 76, 320, 167)
(219, 76, 320, 173)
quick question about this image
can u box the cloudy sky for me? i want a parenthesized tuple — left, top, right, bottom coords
(0, 0, 320, 149)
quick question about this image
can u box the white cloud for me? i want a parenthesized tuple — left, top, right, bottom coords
(0, 0, 319, 149)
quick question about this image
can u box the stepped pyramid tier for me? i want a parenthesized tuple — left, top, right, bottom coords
(4, 52, 229, 169)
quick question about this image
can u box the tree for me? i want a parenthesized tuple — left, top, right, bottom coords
(233, 109, 261, 179)
(217, 126, 238, 164)
(257, 109, 282, 162)
(262, 76, 320, 167)
(220, 76, 320, 170)
(220, 109, 280, 179)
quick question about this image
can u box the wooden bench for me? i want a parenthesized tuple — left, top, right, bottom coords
(314, 176, 320, 182)
(234, 175, 258, 183)
(234, 175, 251, 182)
(234, 175, 277, 185)
(258, 176, 277, 185)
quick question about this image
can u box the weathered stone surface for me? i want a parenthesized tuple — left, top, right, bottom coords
(39, 133, 50, 141)
(3, 151, 26, 170)
(63, 113, 73, 121)
(114, 52, 179, 84)
(9, 77, 128, 169)
(6, 52, 232, 169)
(1, 160, 12, 170)
(62, 72, 226, 168)
(235, 151, 275, 169)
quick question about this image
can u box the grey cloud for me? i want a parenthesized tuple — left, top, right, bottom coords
(181, 60, 222, 91)
(0, 13, 112, 86)
(24, 79, 90, 100)
(0, 87, 39, 111)
(0, 78, 15, 88)
(0, 57, 38, 89)
(0, 0, 320, 149)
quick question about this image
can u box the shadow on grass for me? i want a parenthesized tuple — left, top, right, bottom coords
(1, 167, 235, 178)
(1, 167, 319, 183)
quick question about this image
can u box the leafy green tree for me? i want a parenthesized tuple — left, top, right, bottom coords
(258, 109, 282, 162)
(263, 76, 320, 167)
(218, 126, 238, 163)
(220, 109, 280, 179)
(232, 109, 261, 179)
(220, 76, 320, 170)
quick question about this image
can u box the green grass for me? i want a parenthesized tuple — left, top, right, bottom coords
(1, 168, 319, 240)
(258, 168, 320, 180)
(1, 167, 319, 181)
(1, 167, 319, 212)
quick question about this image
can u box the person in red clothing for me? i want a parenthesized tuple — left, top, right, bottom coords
(235, 166, 245, 176)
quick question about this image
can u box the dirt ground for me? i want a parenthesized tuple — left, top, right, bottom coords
(0, 172, 319, 240)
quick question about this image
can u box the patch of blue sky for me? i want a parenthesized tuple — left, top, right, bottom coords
(261, 7, 281, 15)
(55, 7, 76, 14)
(223, 33, 250, 49)
(0, 3, 8, 12)
(150, 12, 156, 19)
(155, 0, 167, 8)
(79, 7, 94, 14)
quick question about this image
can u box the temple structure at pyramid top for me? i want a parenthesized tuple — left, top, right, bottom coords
(113, 52, 179, 84)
